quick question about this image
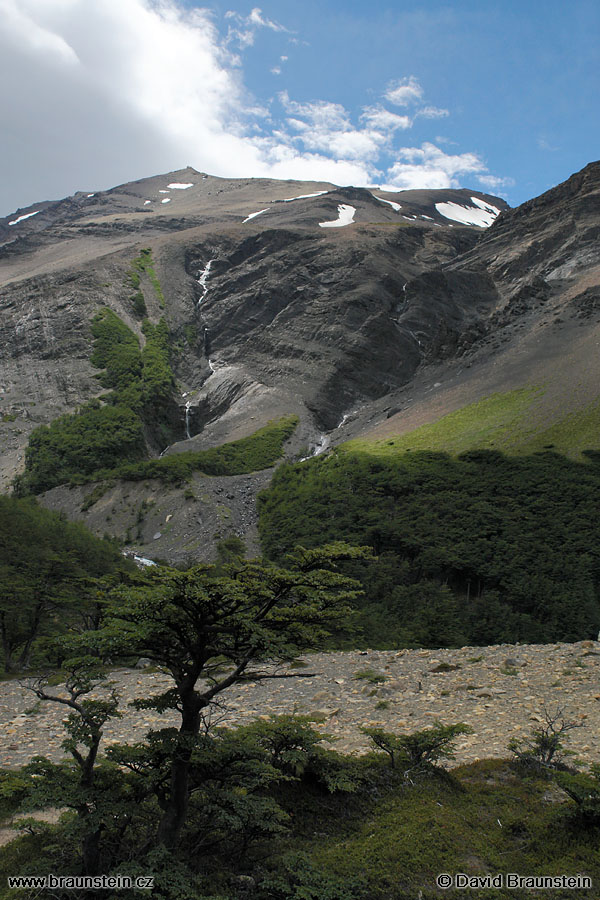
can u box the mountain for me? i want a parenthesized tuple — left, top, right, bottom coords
(1, 162, 598, 566)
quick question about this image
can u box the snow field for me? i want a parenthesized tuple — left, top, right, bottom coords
(319, 204, 356, 228)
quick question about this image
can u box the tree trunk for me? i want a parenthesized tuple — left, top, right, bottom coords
(17, 601, 45, 670)
(156, 698, 201, 850)
(81, 825, 103, 876)
(0, 616, 15, 673)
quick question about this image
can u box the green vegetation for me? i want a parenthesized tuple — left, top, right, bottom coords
(80, 481, 112, 512)
(1, 549, 599, 898)
(353, 668, 387, 684)
(346, 388, 600, 459)
(362, 722, 472, 772)
(89, 415, 299, 486)
(0, 546, 370, 892)
(129, 247, 165, 308)
(0, 495, 132, 672)
(3, 752, 598, 899)
(90, 308, 175, 420)
(14, 402, 146, 495)
(347, 388, 539, 457)
(308, 757, 598, 899)
(258, 447, 600, 647)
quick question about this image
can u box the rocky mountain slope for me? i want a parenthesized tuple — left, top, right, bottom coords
(1, 161, 598, 562)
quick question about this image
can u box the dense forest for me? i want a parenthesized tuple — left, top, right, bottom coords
(258, 448, 600, 647)
(0, 496, 134, 673)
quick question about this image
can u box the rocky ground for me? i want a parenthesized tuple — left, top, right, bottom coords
(2, 640, 599, 770)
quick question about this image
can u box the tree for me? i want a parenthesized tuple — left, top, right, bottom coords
(23, 657, 122, 875)
(508, 706, 581, 773)
(88, 543, 370, 850)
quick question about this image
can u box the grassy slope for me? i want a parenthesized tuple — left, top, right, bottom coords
(304, 759, 597, 900)
(345, 387, 600, 460)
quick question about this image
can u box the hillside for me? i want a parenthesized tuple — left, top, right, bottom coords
(1, 162, 599, 616)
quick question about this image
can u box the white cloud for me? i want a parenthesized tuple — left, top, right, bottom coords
(278, 93, 415, 165)
(0, 0, 79, 65)
(416, 105, 449, 119)
(225, 6, 289, 47)
(385, 143, 486, 190)
(385, 75, 423, 106)
(0, 0, 509, 215)
(537, 136, 559, 152)
(477, 174, 515, 190)
(360, 107, 412, 131)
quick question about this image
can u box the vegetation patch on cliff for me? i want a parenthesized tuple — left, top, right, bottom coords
(96, 415, 299, 485)
(128, 247, 165, 309)
(15, 309, 177, 495)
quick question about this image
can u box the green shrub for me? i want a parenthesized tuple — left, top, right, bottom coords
(16, 308, 182, 494)
(509, 708, 580, 773)
(353, 669, 387, 684)
(556, 766, 600, 825)
(362, 722, 472, 774)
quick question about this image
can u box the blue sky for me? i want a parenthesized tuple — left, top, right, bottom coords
(0, 0, 598, 215)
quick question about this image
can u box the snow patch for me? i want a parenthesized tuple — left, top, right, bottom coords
(167, 182, 194, 189)
(371, 194, 401, 212)
(319, 204, 356, 228)
(86, 193, 95, 198)
(282, 191, 328, 202)
(471, 196, 501, 217)
(434, 198, 500, 228)
(8, 211, 40, 226)
(161, 198, 171, 204)
(243, 208, 270, 223)
(144, 200, 152, 205)
(159, 189, 170, 194)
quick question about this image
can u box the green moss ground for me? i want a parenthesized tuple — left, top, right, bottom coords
(300, 759, 598, 900)
(345, 388, 600, 461)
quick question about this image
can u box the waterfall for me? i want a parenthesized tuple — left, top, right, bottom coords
(313, 433, 330, 456)
(197, 259, 214, 304)
(407, 329, 422, 348)
(300, 433, 330, 461)
(185, 401, 192, 439)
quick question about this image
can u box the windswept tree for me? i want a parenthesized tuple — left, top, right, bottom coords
(79, 542, 371, 850)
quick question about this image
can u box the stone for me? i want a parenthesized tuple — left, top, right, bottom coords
(134, 658, 152, 669)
